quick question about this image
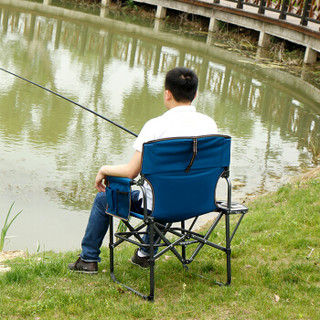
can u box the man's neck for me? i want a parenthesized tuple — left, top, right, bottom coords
(166, 101, 191, 110)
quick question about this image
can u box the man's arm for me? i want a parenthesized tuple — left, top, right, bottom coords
(95, 150, 142, 192)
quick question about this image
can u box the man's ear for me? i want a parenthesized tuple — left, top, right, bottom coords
(164, 89, 172, 101)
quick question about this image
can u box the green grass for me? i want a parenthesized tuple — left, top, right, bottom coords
(0, 202, 23, 252)
(1, 174, 320, 319)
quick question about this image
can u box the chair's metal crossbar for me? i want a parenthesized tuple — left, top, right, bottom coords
(230, 214, 245, 242)
(110, 209, 247, 300)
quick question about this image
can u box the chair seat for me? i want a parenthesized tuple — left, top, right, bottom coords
(130, 202, 248, 221)
(130, 211, 144, 220)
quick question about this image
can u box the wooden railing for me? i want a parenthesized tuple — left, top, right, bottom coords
(213, 0, 320, 26)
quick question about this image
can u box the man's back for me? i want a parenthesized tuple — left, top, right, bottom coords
(134, 105, 217, 152)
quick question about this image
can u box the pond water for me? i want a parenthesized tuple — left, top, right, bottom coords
(0, 0, 319, 253)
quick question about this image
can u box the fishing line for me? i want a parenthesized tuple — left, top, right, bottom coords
(0, 67, 138, 137)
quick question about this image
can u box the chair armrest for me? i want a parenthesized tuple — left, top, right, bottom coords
(106, 176, 135, 185)
(216, 201, 248, 214)
(105, 176, 135, 221)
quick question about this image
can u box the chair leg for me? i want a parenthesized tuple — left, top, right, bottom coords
(109, 216, 115, 280)
(148, 221, 155, 301)
(225, 212, 231, 285)
(109, 217, 157, 301)
(181, 221, 186, 261)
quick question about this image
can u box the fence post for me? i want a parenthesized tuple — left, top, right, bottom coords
(279, 0, 289, 20)
(301, 0, 312, 26)
(258, 0, 266, 14)
(304, 46, 318, 64)
(237, 0, 244, 9)
(156, 6, 167, 19)
(209, 14, 220, 32)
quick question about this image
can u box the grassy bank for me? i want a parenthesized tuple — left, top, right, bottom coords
(1, 172, 320, 319)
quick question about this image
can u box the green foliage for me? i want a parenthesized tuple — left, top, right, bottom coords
(124, 0, 137, 11)
(0, 202, 23, 251)
(116, 218, 129, 233)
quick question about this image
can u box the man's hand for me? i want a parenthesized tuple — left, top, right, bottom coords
(95, 167, 107, 192)
(94, 151, 142, 192)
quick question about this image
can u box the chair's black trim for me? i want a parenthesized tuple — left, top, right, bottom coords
(138, 177, 155, 214)
(142, 134, 231, 146)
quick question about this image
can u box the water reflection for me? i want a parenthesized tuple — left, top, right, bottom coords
(0, 2, 319, 251)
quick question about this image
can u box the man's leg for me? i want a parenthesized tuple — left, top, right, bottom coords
(68, 192, 109, 273)
(80, 191, 109, 262)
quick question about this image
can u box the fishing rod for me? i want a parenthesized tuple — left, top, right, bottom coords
(0, 67, 138, 137)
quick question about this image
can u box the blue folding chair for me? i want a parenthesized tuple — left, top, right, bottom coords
(106, 134, 248, 301)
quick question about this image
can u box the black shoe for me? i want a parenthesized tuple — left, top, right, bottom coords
(130, 249, 150, 269)
(68, 257, 98, 274)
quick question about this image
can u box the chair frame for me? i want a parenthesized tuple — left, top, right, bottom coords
(108, 135, 248, 301)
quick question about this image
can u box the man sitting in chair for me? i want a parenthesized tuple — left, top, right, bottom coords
(68, 67, 218, 273)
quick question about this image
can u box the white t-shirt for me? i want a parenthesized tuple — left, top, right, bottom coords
(133, 105, 218, 210)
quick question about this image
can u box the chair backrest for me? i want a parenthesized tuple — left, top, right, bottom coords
(141, 134, 231, 222)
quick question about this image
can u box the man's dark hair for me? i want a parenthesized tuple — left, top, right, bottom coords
(165, 67, 198, 102)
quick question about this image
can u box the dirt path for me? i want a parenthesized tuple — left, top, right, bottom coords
(0, 250, 26, 272)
